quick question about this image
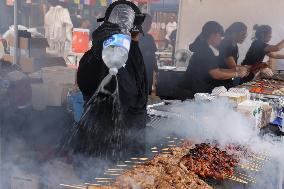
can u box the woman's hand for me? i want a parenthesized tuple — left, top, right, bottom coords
(236, 66, 249, 78)
(261, 67, 274, 77)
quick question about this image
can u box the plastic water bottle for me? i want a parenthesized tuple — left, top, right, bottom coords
(102, 4, 135, 75)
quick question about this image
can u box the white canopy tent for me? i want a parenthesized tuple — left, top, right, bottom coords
(13, 0, 18, 65)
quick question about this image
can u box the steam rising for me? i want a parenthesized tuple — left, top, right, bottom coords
(147, 99, 284, 188)
(2, 0, 284, 187)
(1, 96, 284, 188)
(147, 99, 255, 146)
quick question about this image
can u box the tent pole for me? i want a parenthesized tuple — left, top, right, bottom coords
(13, 0, 19, 65)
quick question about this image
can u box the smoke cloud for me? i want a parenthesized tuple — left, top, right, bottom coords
(147, 99, 284, 188)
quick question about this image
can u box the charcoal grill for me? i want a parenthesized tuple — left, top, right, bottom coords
(146, 101, 186, 128)
(60, 102, 282, 189)
(60, 137, 271, 189)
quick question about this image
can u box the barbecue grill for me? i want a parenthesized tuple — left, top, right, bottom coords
(60, 137, 271, 189)
(60, 101, 283, 189)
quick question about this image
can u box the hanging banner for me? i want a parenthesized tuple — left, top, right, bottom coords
(91, 0, 96, 5)
(99, 0, 108, 6)
(6, 0, 14, 6)
(74, 0, 80, 4)
(7, 0, 33, 6)
(108, 0, 117, 4)
(84, 0, 96, 5)
(132, 0, 160, 3)
(84, 0, 90, 4)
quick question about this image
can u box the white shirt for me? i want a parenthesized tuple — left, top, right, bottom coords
(44, 5, 73, 42)
(165, 21, 177, 40)
(209, 45, 219, 56)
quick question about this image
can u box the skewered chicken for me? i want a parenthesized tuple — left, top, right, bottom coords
(112, 147, 212, 189)
(180, 143, 239, 180)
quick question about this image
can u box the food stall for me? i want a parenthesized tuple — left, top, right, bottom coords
(58, 90, 283, 189)
(2, 1, 284, 189)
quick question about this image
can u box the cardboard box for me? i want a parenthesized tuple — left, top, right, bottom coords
(7, 35, 29, 49)
(43, 160, 81, 189)
(8, 35, 49, 50)
(2, 55, 66, 73)
(10, 47, 29, 57)
(2, 54, 34, 72)
(44, 82, 74, 107)
(11, 173, 40, 189)
(219, 92, 247, 105)
(2, 54, 13, 63)
(10, 48, 48, 58)
(31, 83, 48, 110)
(19, 57, 35, 73)
(39, 56, 66, 68)
(31, 82, 67, 108)
(46, 82, 63, 106)
(40, 66, 76, 107)
(237, 100, 272, 129)
(42, 66, 76, 85)
(7, 35, 49, 58)
(29, 48, 47, 58)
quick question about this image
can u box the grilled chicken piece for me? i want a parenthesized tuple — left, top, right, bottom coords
(180, 143, 239, 180)
(112, 147, 213, 189)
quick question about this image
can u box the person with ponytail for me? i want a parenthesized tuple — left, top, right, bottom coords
(179, 21, 247, 98)
(219, 22, 249, 88)
(241, 24, 284, 83)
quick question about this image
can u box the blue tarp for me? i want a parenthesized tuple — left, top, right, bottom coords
(71, 91, 84, 122)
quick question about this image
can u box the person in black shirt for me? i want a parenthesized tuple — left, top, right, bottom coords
(75, 0, 147, 161)
(219, 22, 248, 88)
(80, 18, 91, 30)
(139, 14, 158, 94)
(179, 21, 247, 98)
(70, 11, 81, 28)
(169, 29, 177, 63)
(241, 25, 284, 83)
